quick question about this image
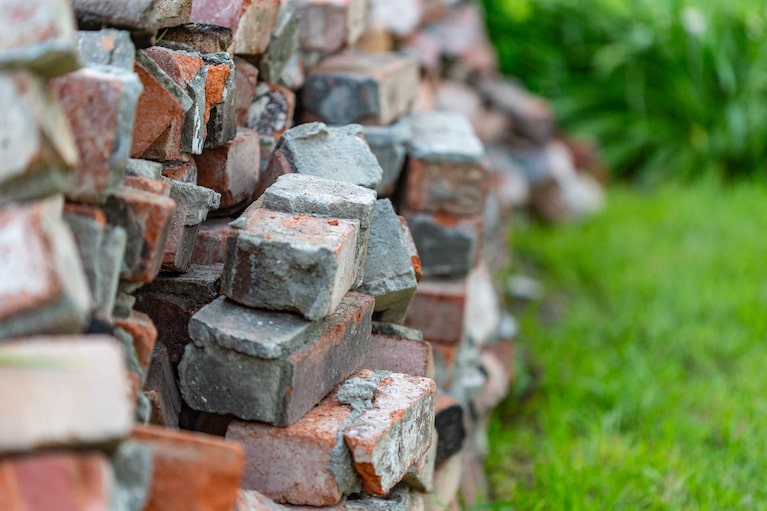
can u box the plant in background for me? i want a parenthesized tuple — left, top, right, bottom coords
(481, 0, 767, 182)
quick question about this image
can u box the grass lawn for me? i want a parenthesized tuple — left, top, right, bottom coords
(486, 179, 767, 510)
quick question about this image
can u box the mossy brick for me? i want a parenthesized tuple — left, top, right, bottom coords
(223, 208, 359, 320)
(0, 71, 78, 205)
(179, 292, 374, 426)
(356, 199, 418, 323)
(270, 122, 382, 190)
(0, 0, 80, 77)
(0, 196, 90, 339)
(303, 51, 418, 126)
(259, 173, 376, 287)
(53, 66, 142, 205)
(404, 111, 487, 216)
(0, 337, 133, 453)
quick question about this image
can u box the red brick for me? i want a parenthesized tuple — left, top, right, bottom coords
(257, 146, 292, 198)
(144, 46, 205, 87)
(124, 175, 173, 196)
(191, 218, 236, 265)
(162, 158, 198, 183)
(191, 0, 280, 55)
(403, 158, 487, 217)
(0, 452, 112, 511)
(195, 127, 260, 213)
(296, 0, 369, 53)
(234, 56, 260, 126)
(114, 310, 158, 373)
(133, 425, 244, 511)
(204, 61, 231, 125)
(362, 332, 434, 379)
(404, 277, 467, 345)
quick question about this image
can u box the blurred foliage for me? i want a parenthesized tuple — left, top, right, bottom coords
(480, 0, 767, 181)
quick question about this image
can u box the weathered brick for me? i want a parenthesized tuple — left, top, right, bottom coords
(0, 0, 80, 77)
(134, 263, 223, 367)
(0, 452, 112, 511)
(403, 212, 482, 278)
(111, 440, 154, 511)
(404, 277, 466, 346)
(363, 323, 433, 379)
(161, 158, 198, 183)
(127, 158, 163, 180)
(179, 292, 374, 425)
(160, 23, 233, 54)
(202, 52, 237, 148)
(132, 425, 244, 511)
(234, 490, 290, 511)
(195, 127, 260, 213)
(404, 111, 487, 216)
(0, 71, 78, 205)
(361, 120, 411, 196)
(267, 122, 383, 190)
(191, 218, 236, 265)
(143, 344, 182, 428)
(472, 348, 513, 418)
(72, 0, 192, 32)
(0, 337, 133, 453)
(234, 56, 260, 126)
(162, 179, 221, 272)
(259, 172, 376, 287)
(303, 51, 418, 126)
(114, 310, 158, 373)
(223, 207, 359, 319)
(296, 0, 370, 53)
(356, 199, 418, 323)
(124, 175, 173, 196)
(0, 197, 90, 339)
(191, 0, 279, 55)
(257, 0, 299, 83)
(243, 82, 295, 140)
(397, 215, 422, 282)
(53, 66, 141, 204)
(103, 186, 176, 284)
(77, 29, 135, 69)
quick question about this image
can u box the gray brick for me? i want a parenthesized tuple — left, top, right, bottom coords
(403, 212, 481, 278)
(257, 0, 299, 83)
(72, 0, 192, 32)
(361, 120, 411, 197)
(77, 29, 135, 69)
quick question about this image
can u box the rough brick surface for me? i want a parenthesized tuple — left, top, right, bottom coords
(161, 23, 233, 54)
(191, 218, 236, 265)
(234, 56, 260, 126)
(362, 327, 434, 379)
(143, 343, 182, 428)
(72, 0, 192, 32)
(361, 120, 411, 196)
(0, 0, 80, 77)
(180, 292, 374, 425)
(243, 82, 295, 140)
(257, 0, 299, 83)
(114, 310, 158, 373)
(202, 52, 237, 148)
(195, 127, 260, 213)
(0, 452, 112, 511)
(53, 67, 141, 204)
(133, 425, 244, 511)
(0, 71, 78, 205)
(303, 51, 419, 126)
(296, 0, 369, 53)
(191, 0, 279, 55)
(0, 197, 90, 339)
(0, 337, 133, 453)
(77, 28, 135, 69)
(404, 277, 466, 345)
(222, 207, 359, 319)
(403, 212, 482, 278)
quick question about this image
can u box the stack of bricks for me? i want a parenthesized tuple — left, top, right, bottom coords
(0, 0, 530, 510)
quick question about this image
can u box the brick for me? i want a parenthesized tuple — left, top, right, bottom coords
(370, 0, 422, 37)
(191, 0, 279, 55)
(0, 452, 112, 511)
(258, 172, 376, 287)
(434, 394, 465, 466)
(472, 349, 512, 418)
(0, 197, 90, 339)
(430, 342, 456, 390)
(160, 23, 233, 54)
(114, 310, 158, 372)
(465, 263, 501, 347)
(296, 0, 369, 53)
(361, 120, 411, 196)
(103, 186, 176, 284)
(269, 122, 383, 190)
(404, 277, 466, 345)
(162, 179, 221, 272)
(53, 66, 142, 204)
(124, 175, 173, 196)
(0, 71, 78, 205)
(0, 337, 133, 453)
(195, 127, 259, 213)
(72, 0, 192, 32)
(303, 51, 418, 126)
(362, 323, 433, 379)
(191, 218, 236, 265)
(202, 52, 237, 148)
(127, 158, 163, 180)
(279, 51, 304, 90)
(403, 429, 437, 493)
(179, 292, 374, 425)
(0, 0, 80, 77)
(77, 29, 135, 69)
(112, 440, 154, 511)
(134, 263, 223, 367)
(484, 144, 530, 209)
(424, 450, 462, 511)
(132, 425, 244, 511)
(357, 199, 418, 323)
(257, 0, 299, 83)
(345, 485, 420, 511)
(397, 215, 422, 282)
(342, 370, 436, 495)
(459, 434, 489, 507)
(403, 212, 482, 278)
(63, 203, 126, 319)
(161, 158, 198, 183)
(234, 490, 290, 511)
(404, 111, 487, 216)
(143, 344, 182, 428)
(131, 51, 193, 158)
(234, 56, 260, 126)
(224, 207, 358, 319)
(243, 82, 295, 140)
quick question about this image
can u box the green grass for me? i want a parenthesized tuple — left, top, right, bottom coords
(486, 180, 767, 509)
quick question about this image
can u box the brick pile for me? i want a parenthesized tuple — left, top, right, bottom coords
(0, 0, 573, 509)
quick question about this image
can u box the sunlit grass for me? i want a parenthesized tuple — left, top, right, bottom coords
(487, 180, 767, 509)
